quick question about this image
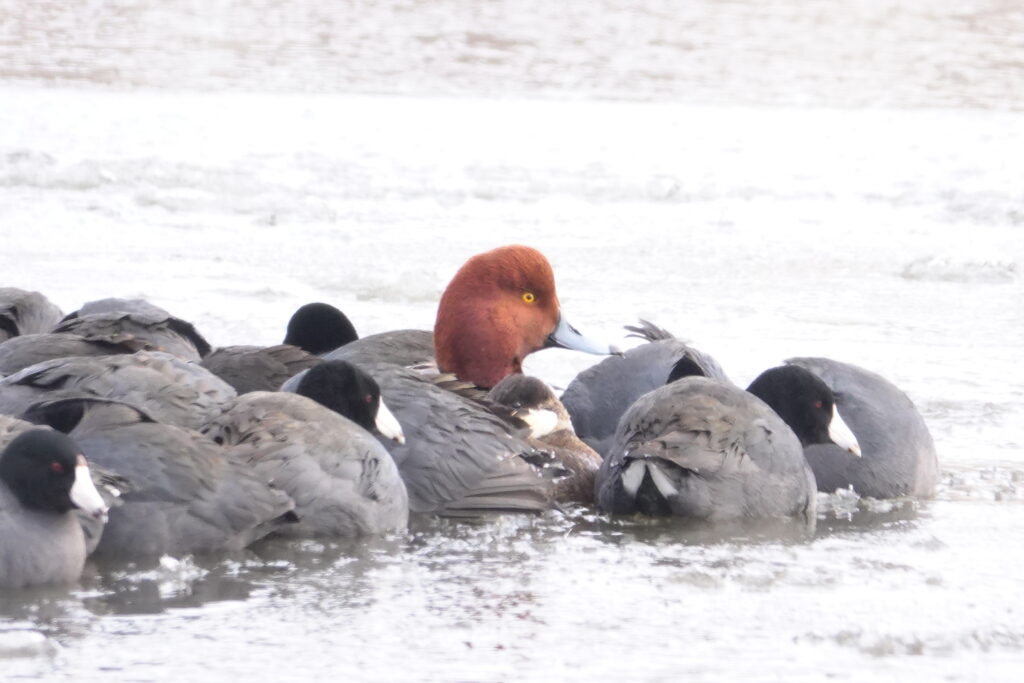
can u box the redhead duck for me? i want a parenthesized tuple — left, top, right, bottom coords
(596, 368, 837, 520)
(486, 374, 602, 504)
(0, 287, 64, 343)
(0, 429, 107, 588)
(433, 245, 618, 388)
(202, 361, 408, 538)
(302, 245, 619, 515)
(786, 357, 938, 498)
(328, 245, 619, 387)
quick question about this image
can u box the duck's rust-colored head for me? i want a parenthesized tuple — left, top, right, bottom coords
(434, 245, 618, 388)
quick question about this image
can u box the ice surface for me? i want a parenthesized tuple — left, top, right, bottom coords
(1, 1, 1023, 681)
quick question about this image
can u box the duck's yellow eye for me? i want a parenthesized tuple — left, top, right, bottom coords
(522, 292, 536, 304)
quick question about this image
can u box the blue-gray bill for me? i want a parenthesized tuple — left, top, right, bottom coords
(545, 314, 623, 356)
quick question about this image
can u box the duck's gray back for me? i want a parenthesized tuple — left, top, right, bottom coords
(324, 329, 435, 367)
(354, 360, 555, 516)
(787, 357, 939, 498)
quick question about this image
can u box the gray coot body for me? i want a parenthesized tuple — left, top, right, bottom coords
(787, 357, 939, 498)
(0, 429, 107, 589)
(0, 332, 152, 376)
(23, 398, 295, 559)
(0, 415, 126, 555)
(59, 298, 212, 360)
(0, 288, 64, 343)
(203, 389, 408, 538)
(0, 297, 212, 375)
(0, 351, 236, 431)
(53, 312, 209, 362)
(323, 329, 436, 370)
(596, 377, 818, 520)
(201, 344, 321, 395)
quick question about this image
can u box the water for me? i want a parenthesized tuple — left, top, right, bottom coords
(1, 1, 1023, 680)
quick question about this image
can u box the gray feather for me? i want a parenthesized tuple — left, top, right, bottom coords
(201, 344, 321, 394)
(0, 351, 236, 430)
(203, 391, 408, 537)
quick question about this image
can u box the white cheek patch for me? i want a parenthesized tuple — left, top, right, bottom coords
(374, 398, 405, 444)
(71, 458, 109, 520)
(516, 408, 559, 439)
(829, 404, 862, 457)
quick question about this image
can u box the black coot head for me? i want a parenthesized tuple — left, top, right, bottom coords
(746, 365, 837, 447)
(0, 429, 83, 514)
(295, 360, 380, 430)
(284, 303, 358, 355)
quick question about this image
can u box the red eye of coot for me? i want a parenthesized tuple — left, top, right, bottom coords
(49, 462, 65, 474)
(365, 394, 374, 404)
(814, 400, 823, 409)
